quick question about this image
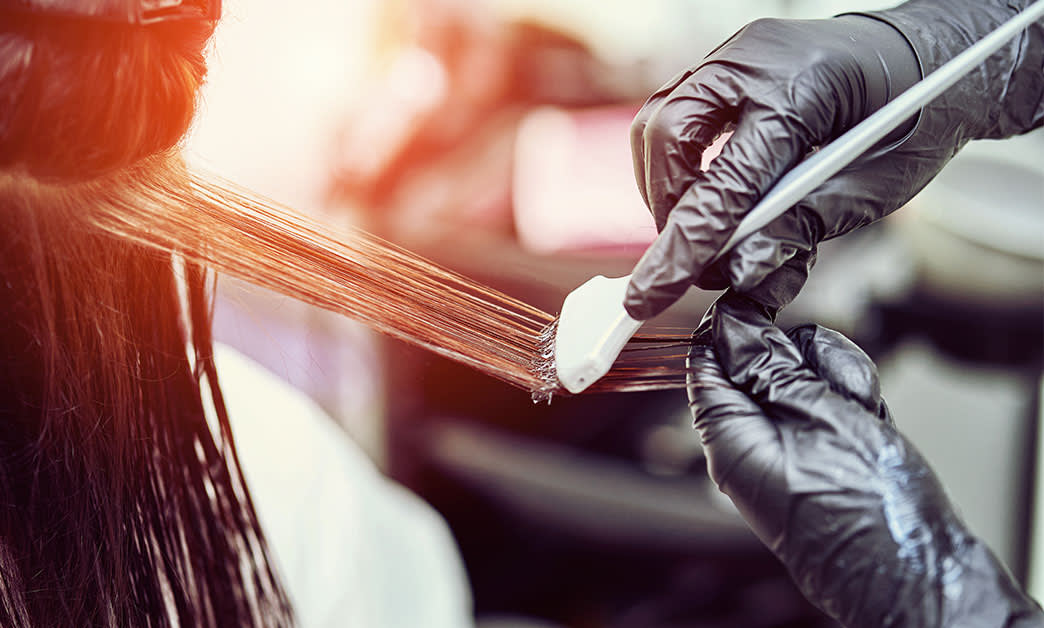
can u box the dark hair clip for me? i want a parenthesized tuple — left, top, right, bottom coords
(0, 0, 220, 24)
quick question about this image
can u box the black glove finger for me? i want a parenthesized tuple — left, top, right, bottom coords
(634, 65, 738, 230)
(722, 204, 821, 290)
(723, 246, 816, 310)
(629, 17, 757, 205)
(719, 122, 949, 299)
(686, 343, 767, 445)
(786, 325, 889, 422)
(711, 291, 895, 458)
(630, 66, 700, 209)
(801, 152, 910, 240)
(708, 292, 872, 425)
(686, 342, 788, 546)
(707, 290, 808, 395)
(718, 140, 906, 299)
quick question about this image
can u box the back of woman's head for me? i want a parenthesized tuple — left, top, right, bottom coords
(0, 5, 293, 627)
(0, 7, 212, 178)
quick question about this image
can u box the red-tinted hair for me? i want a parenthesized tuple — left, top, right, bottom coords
(0, 14, 293, 628)
(0, 17, 210, 178)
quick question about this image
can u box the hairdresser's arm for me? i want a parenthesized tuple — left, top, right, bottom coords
(624, 0, 1044, 317)
(686, 292, 1044, 627)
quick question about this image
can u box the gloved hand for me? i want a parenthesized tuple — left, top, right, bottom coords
(686, 291, 1044, 628)
(625, 1, 1044, 319)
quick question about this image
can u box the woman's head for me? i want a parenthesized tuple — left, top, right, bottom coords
(0, 5, 215, 179)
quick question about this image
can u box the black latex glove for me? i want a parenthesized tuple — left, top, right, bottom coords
(686, 291, 1044, 628)
(625, 1, 1044, 319)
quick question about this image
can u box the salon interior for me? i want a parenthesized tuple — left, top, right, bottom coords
(184, 0, 1044, 626)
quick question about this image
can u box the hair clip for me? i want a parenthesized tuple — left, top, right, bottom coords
(0, 0, 220, 24)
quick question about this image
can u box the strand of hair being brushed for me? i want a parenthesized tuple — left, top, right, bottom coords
(93, 162, 692, 398)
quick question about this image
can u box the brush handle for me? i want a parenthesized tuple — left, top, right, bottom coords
(710, 0, 1044, 262)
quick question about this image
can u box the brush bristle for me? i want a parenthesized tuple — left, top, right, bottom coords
(529, 317, 562, 404)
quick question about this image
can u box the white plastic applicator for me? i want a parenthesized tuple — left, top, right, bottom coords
(553, 274, 642, 394)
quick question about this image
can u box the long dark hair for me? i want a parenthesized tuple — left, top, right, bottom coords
(0, 13, 292, 628)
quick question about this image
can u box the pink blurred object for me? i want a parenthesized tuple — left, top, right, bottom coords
(513, 105, 651, 256)
(512, 105, 727, 256)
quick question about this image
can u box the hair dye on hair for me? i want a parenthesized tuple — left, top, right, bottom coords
(68, 156, 695, 400)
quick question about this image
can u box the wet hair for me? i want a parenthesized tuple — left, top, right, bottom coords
(0, 13, 292, 628)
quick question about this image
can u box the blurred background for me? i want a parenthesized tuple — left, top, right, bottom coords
(185, 1, 1044, 626)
